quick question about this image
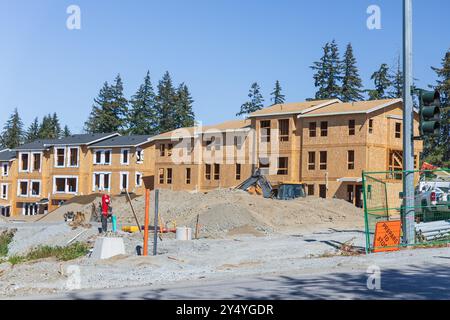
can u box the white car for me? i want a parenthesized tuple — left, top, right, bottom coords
(415, 183, 450, 221)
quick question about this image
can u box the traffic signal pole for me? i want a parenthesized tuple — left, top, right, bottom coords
(402, 0, 415, 245)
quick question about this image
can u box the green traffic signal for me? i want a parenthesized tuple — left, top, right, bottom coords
(419, 90, 441, 136)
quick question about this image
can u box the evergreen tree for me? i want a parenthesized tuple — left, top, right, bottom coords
(270, 80, 285, 105)
(310, 40, 343, 99)
(85, 75, 128, 134)
(389, 55, 404, 98)
(127, 71, 158, 135)
(340, 43, 364, 102)
(174, 83, 195, 128)
(367, 63, 392, 100)
(236, 82, 265, 116)
(38, 113, 61, 139)
(26, 117, 40, 142)
(51, 112, 62, 138)
(155, 71, 177, 133)
(1, 108, 24, 149)
(63, 125, 72, 137)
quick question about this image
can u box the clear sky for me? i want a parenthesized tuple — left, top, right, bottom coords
(0, 0, 448, 133)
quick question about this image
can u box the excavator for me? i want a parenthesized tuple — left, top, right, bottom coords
(236, 168, 306, 200)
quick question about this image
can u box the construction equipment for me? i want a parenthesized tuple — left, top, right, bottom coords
(237, 169, 306, 200)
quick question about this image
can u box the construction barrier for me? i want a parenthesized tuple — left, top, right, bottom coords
(362, 168, 450, 253)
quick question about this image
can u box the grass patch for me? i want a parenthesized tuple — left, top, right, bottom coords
(8, 242, 90, 265)
(0, 230, 15, 257)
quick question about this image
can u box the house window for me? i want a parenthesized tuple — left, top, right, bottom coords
(348, 150, 355, 170)
(348, 120, 355, 135)
(95, 151, 102, 164)
(2, 163, 8, 176)
(205, 138, 213, 150)
(168, 144, 173, 157)
(19, 181, 28, 196)
(214, 164, 220, 180)
(235, 163, 241, 180)
(1, 184, 8, 200)
(159, 168, 165, 184)
(277, 157, 288, 175)
(278, 119, 289, 142)
(395, 122, 402, 138)
(68, 148, 78, 167)
(320, 121, 328, 137)
(319, 151, 327, 170)
(20, 153, 29, 171)
(120, 173, 129, 190)
(54, 177, 78, 194)
(307, 184, 314, 196)
(121, 149, 130, 165)
(167, 168, 173, 184)
(369, 119, 374, 134)
(93, 173, 110, 191)
(260, 120, 271, 142)
(205, 164, 211, 180)
(136, 149, 144, 163)
(136, 172, 142, 187)
(56, 148, 66, 167)
(234, 136, 244, 149)
(94, 150, 111, 165)
(309, 122, 317, 137)
(30, 181, 41, 197)
(259, 158, 270, 174)
(308, 152, 315, 170)
(159, 144, 165, 157)
(32, 153, 41, 171)
(186, 168, 191, 184)
(214, 137, 222, 150)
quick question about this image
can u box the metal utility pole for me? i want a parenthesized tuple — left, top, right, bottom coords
(402, 0, 415, 245)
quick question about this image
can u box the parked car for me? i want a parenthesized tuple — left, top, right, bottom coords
(414, 182, 450, 221)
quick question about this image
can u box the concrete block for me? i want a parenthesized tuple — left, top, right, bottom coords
(91, 237, 126, 259)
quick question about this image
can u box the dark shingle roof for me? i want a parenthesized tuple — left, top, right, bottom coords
(0, 149, 16, 161)
(13, 133, 119, 151)
(88, 135, 153, 148)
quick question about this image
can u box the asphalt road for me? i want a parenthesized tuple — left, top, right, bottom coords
(24, 259, 450, 300)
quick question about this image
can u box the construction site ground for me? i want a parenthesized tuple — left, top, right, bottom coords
(1, 188, 447, 299)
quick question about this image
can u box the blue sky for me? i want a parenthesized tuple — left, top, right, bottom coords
(0, 0, 448, 133)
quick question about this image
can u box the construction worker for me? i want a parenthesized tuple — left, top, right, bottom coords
(101, 194, 111, 233)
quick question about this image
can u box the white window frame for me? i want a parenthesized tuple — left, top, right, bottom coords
(135, 172, 143, 187)
(19, 152, 30, 173)
(1, 162, 9, 176)
(120, 171, 129, 191)
(54, 147, 66, 168)
(32, 152, 42, 172)
(0, 183, 8, 200)
(93, 149, 112, 165)
(121, 148, 130, 165)
(17, 179, 29, 197)
(67, 147, 80, 168)
(92, 172, 111, 192)
(29, 180, 41, 198)
(53, 176, 78, 195)
(136, 148, 144, 163)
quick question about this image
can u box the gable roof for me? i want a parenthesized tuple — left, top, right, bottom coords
(298, 99, 403, 117)
(151, 119, 251, 141)
(14, 133, 120, 151)
(0, 149, 16, 161)
(247, 99, 340, 117)
(88, 135, 153, 148)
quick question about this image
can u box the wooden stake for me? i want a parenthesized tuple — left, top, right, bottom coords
(126, 190, 142, 234)
(143, 189, 150, 256)
(195, 214, 200, 239)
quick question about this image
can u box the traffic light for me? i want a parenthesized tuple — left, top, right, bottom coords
(419, 90, 441, 137)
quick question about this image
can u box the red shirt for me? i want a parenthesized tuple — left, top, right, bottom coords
(101, 194, 111, 215)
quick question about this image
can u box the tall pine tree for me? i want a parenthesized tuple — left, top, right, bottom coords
(389, 55, 404, 98)
(62, 125, 72, 137)
(127, 71, 158, 135)
(270, 80, 285, 105)
(236, 82, 265, 116)
(367, 63, 392, 100)
(26, 117, 40, 142)
(156, 71, 177, 133)
(85, 74, 128, 134)
(340, 43, 364, 102)
(175, 83, 195, 128)
(1, 108, 24, 149)
(311, 40, 342, 99)
(38, 113, 61, 139)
